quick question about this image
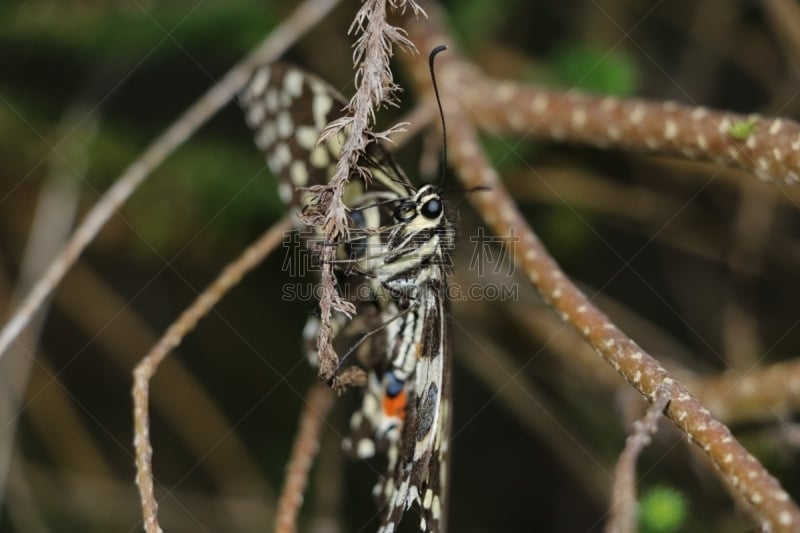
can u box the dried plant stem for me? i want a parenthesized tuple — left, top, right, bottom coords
(693, 358, 800, 425)
(133, 215, 292, 533)
(308, 417, 346, 533)
(275, 383, 335, 533)
(462, 77, 800, 184)
(403, 11, 800, 531)
(0, 0, 340, 363)
(605, 387, 671, 533)
(310, 0, 423, 380)
(56, 262, 275, 507)
(0, 108, 86, 502)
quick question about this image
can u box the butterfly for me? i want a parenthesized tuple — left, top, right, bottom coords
(240, 62, 453, 532)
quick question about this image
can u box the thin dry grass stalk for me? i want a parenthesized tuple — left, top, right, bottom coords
(133, 215, 293, 533)
(55, 262, 275, 506)
(308, 0, 424, 381)
(275, 383, 335, 533)
(403, 9, 800, 531)
(0, 0, 340, 364)
(605, 387, 671, 533)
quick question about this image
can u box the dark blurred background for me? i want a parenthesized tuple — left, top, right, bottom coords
(1, 1, 800, 532)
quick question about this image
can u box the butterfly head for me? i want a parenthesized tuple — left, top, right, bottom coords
(393, 184, 445, 225)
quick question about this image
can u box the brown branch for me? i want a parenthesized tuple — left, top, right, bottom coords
(133, 215, 293, 533)
(461, 75, 800, 185)
(275, 383, 335, 533)
(0, 0, 340, 363)
(402, 9, 800, 531)
(605, 387, 671, 533)
(692, 358, 800, 425)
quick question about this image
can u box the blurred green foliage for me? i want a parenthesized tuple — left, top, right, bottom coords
(0, 2, 287, 257)
(450, 0, 519, 43)
(2, 3, 277, 58)
(639, 485, 688, 533)
(550, 43, 638, 96)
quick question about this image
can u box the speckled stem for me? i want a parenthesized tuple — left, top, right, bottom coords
(402, 10, 800, 531)
(406, 22, 800, 185)
(448, 104, 799, 532)
(463, 80, 800, 184)
(133, 216, 293, 533)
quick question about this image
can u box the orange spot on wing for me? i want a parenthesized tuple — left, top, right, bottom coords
(382, 389, 408, 420)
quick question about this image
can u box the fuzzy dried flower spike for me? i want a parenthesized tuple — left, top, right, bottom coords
(308, 0, 425, 381)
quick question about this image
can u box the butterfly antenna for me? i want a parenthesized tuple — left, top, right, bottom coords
(429, 45, 448, 190)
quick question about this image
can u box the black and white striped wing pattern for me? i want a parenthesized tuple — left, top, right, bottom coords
(376, 282, 451, 533)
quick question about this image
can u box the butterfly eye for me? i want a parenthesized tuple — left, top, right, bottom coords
(420, 197, 442, 219)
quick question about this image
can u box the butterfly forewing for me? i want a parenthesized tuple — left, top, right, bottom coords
(241, 64, 344, 206)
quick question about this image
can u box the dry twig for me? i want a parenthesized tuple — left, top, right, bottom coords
(0, 106, 88, 501)
(605, 387, 671, 533)
(275, 383, 335, 533)
(133, 215, 292, 533)
(54, 262, 275, 509)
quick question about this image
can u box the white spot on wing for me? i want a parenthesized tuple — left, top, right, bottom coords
(246, 102, 265, 127)
(284, 69, 304, 97)
(432, 495, 441, 520)
(265, 89, 279, 112)
(356, 438, 376, 458)
(269, 143, 292, 172)
(309, 145, 329, 168)
(255, 124, 276, 150)
(277, 182, 292, 204)
(313, 94, 334, 130)
(276, 112, 294, 139)
(290, 160, 309, 186)
(296, 125, 319, 150)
